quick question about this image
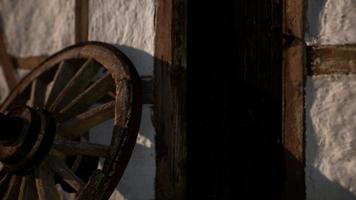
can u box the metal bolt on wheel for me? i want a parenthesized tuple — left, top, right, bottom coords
(0, 42, 142, 200)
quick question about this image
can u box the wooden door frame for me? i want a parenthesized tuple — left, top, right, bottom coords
(282, 0, 305, 200)
(154, 0, 187, 199)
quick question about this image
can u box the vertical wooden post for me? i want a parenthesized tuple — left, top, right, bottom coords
(154, 0, 187, 199)
(0, 29, 17, 89)
(282, 0, 305, 199)
(75, 0, 89, 43)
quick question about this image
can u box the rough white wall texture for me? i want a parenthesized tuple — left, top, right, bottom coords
(306, 75, 356, 200)
(0, 0, 75, 57)
(306, 1, 356, 199)
(89, 0, 155, 76)
(306, 0, 356, 45)
(0, 0, 156, 199)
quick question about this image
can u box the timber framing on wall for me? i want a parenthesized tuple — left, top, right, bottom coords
(308, 45, 356, 75)
(282, 0, 305, 199)
(0, 26, 17, 89)
(154, 0, 187, 199)
(75, 0, 89, 43)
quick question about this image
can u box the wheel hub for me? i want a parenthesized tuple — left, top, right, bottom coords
(0, 106, 56, 174)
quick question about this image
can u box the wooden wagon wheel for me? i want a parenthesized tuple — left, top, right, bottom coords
(0, 42, 142, 200)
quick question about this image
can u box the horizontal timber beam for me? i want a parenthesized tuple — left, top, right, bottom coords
(308, 45, 356, 75)
(13, 55, 48, 70)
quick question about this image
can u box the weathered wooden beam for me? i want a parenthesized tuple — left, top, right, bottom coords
(0, 29, 17, 89)
(154, 0, 187, 199)
(282, 0, 305, 199)
(13, 56, 48, 70)
(75, 0, 89, 43)
(308, 45, 356, 75)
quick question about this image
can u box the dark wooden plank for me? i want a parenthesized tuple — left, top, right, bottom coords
(308, 45, 356, 75)
(282, 0, 305, 199)
(49, 58, 101, 112)
(58, 73, 115, 120)
(46, 156, 85, 192)
(75, 0, 89, 43)
(54, 140, 109, 157)
(58, 100, 115, 139)
(35, 164, 61, 200)
(0, 28, 17, 89)
(154, 0, 187, 199)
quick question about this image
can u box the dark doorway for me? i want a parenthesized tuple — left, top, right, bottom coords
(187, 1, 283, 199)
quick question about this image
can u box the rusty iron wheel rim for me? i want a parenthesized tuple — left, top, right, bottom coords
(0, 42, 142, 200)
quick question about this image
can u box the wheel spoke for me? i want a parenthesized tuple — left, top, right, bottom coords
(47, 155, 85, 192)
(58, 101, 115, 139)
(28, 78, 46, 108)
(0, 171, 11, 196)
(54, 140, 109, 157)
(3, 175, 21, 200)
(49, 58, 101, 112)
(45, 60, 77, 108)
(58, 73, 115, 120)
(35, 164, 61, 200)
(19, 175, 37, 200)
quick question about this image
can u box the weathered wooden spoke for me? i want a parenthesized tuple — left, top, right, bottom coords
(28, 79, 47, 108)
(0, 42, 141, 200)
(47, 156, 85, 192)
(58, 73, 115, 120)
(35, 163, 61, 200)
(3, 175, 21, 200)
(58, 100, 115, 139)
(50, 58, 101, 112)
(19, 175, 37, 200)
(45, 60, 78, 108)
(0, 171, 11, 196)
(54, 140, 109, 157)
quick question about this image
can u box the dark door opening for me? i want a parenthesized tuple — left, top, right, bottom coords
(187, 1, 283, 199)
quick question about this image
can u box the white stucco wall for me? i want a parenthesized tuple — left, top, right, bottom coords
(306, 0, 356, 199)
(306, 0, 356, 45)
(306, 75, 356, 199)
(0, 0, 156, 199)
(89, 0, 155, 76)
